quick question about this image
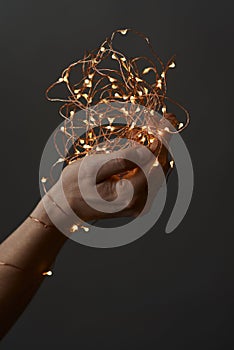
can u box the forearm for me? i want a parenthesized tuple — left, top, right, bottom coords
(0, 199, 67, 339)
(0, 143, 167, 339)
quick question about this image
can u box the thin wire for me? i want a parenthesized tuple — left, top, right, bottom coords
(41, 28, 190, 232)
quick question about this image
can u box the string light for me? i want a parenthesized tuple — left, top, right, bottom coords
(5, 30, 190, 280)
(119, 29, 128, 35)
(70, 224, 79, 233)
(42, 270, 53, 276)
(42, 28, 190, 235)
(0, 261, 53, 277)
(153, 159, 159, 167)
(169, 61, 176, 68)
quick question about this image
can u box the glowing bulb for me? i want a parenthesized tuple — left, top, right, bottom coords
(42, 270, 53, 276)
(82, 93, 88, 100)
(109, 77, 116, 82)
(81, 226, 90, 232)
(105, 126, 115, 131)
(178, 122, 184, 129)
(136, 77, 143, 82)
(63, 74, 68, 83)
(96, 146, 106, 152)
(136, 106, 141, 112)
(153, 159, 159, 167)
(84, 79, 92, 87)
(120, 29, 128, 35)
(162, 106, 167, 114)
(100, 46, 105, 52)
(70, 224, 79, 233)
(170, 160, 174, 168)
(142, 67, 152, 74)
(41, 177, 47, 183)
(121, 107, 128, 116)
(129, 122, 135, 130)
(108, 117, 115, 124)
(169, 62, 176, 68)
(157, 79, 162, 89)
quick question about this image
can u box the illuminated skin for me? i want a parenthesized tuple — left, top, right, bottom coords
(0, 135, 171, 339)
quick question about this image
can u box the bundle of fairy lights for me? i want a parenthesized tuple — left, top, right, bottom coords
(46, 28, 189, 164)
(43, 28, 190, 232)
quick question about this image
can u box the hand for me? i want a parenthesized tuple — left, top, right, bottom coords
(52, 146, 155, 222)
(34, 113, 177, 229)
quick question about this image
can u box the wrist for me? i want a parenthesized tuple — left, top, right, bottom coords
(31, 195, 55, 228)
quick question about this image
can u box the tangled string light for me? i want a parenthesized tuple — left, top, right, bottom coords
(42, 28, 190, 233)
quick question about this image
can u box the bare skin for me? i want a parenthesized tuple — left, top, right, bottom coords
(0, 114, 175, 339)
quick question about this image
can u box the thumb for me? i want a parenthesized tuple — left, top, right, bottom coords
(96, 146, 154, 182)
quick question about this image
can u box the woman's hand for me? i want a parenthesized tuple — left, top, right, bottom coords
(33, 113, 177, 229)
(49, 146, 156, 223)
(0, 114, 176, 339)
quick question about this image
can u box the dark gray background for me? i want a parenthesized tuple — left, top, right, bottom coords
(0, 0, 233, 349)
